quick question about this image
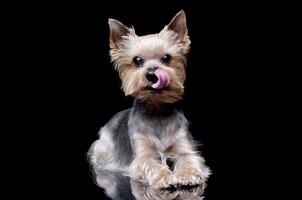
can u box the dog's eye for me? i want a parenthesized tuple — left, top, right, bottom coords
(132, 56, 144, 67)
(161, 54, 172, 65)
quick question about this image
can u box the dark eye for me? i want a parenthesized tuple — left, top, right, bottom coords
(132, 56, 144, 67)
(161, 54, 172, 65)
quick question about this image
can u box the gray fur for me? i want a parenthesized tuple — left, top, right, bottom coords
(88, 10, 211, 199)
(129, 101, 188, 140)
(106, 109, 133, 166)
(99, 100, 190, 166)
(88, 99, 210, 200)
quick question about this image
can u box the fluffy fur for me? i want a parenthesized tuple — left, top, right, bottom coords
(109, 13, 189, 106)
(88, 10, 210, 199)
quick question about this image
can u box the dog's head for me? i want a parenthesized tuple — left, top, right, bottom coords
(109, 10, 190, 105)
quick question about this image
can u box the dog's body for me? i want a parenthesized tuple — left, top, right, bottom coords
(88, 10, 210, 197)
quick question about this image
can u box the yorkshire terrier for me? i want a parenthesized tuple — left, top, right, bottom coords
(88, 10, 210, 196)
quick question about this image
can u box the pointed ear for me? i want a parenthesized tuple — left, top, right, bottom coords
(108, 18, 131, 49)
(167, 10, 188, 41)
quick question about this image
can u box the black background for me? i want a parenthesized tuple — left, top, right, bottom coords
(5, 0, 281, 199)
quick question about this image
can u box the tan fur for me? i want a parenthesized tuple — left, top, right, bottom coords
(129, 128, 210, 189)
(91, 10, 211, 194)
(130, 134, 177, 189)
(109, 25, 190, 105)
(170, 137, 211, 185)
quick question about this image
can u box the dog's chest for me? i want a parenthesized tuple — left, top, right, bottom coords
(129, 110, 186, 149)
(147, 116, 180, 138)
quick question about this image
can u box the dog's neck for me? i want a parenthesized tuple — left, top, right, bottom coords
(133, 98, 180, 117)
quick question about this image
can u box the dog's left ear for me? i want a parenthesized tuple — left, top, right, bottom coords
(108, 18, 132, 49)
(167, 10, 188, 42)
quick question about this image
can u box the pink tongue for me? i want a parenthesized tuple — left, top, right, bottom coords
(151, 69, 170, 89)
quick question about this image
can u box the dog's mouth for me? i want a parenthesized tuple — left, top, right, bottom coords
(145, 69, 171, 93)
(151, 69, 170, 89)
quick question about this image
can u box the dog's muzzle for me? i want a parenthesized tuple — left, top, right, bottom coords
(146, 68, 170, 89)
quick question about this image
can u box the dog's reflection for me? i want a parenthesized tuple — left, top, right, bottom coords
(96, 170, 205, 200)
(131, 180, 204, 200)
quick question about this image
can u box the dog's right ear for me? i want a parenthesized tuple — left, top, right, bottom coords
(167, 10, 188, 42)
(108, 19, 131, 49)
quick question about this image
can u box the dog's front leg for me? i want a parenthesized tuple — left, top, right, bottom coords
(130, 134, 177, 189)
(172, 136, 210, 186)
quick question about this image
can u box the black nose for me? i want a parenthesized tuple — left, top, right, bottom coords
(146, 71, 158, 83)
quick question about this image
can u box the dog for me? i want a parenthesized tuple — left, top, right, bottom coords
(88, 10, 210, 198)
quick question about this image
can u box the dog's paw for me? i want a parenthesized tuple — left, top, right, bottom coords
(175, 168, 205, 187)
(151, 169, 177, 190)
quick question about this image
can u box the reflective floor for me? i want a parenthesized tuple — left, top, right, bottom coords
(97, 171, 205, 200)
